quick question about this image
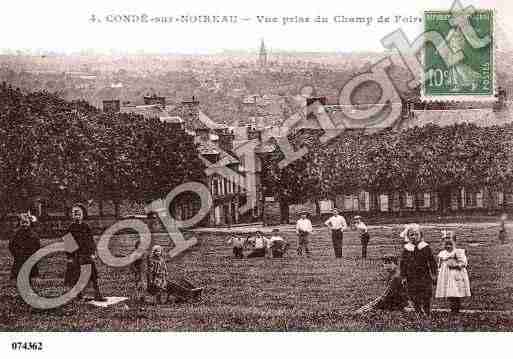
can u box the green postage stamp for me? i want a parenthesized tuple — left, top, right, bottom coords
(422, 9, 495, 101)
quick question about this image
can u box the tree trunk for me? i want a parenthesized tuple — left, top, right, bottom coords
(114, 200, 120, 218)
(438, 189, 450, 215)
(279, 200, 290, 224)
(99, 199, 104, 218)
(370, 192, 379, 214)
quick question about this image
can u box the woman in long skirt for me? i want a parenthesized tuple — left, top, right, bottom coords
(9, 213, 40, 281)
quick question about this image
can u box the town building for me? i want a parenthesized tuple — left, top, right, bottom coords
(257, 87, 513, 224)
(259, 39, 268, 68)
(99, 94, 251, 226)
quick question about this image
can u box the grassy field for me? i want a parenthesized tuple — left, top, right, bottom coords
(1, 223, 513, 331)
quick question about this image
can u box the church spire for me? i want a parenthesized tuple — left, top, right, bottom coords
(259, 38, 267, 68)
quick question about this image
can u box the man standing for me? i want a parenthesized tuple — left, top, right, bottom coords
(66, 206, 106, 301)
(324, 209, 347, 258)
(296, 212, 313, 256)
(400, 224, 437, 317)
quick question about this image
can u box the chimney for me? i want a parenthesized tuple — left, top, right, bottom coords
(102, 99, 120, 112)
(215, 128, 235, 152)
(248, 126, 262, 141)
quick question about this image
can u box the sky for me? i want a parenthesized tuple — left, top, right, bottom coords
(1, 0, 509, 54)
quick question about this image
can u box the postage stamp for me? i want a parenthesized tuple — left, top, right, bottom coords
(422, 9, 495, 101)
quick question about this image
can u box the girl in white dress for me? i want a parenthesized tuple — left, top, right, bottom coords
(435, 233, 471, 313)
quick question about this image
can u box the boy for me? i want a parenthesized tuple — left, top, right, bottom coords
(267, 229, 289, 258)
(227, 234, 246, 259)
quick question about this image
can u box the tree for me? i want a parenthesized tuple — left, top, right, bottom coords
(0, 84, 205, 218)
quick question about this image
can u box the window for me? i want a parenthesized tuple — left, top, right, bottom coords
(319, 200, 333, 213)
(359, 192, 369, 211)
(465, 191, 476, 207)
(424, 193, 431, 208)
(476, 191, 483, 208)
(405, 193, 413, 208)
(379, 195, 389, 212)
(497, 191, 504, 206)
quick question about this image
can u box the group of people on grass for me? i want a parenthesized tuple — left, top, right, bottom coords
(356, 223, 471, 316)
(227, 209, 369, 260)
(7, 207, 472, 313)
(225, 210, 471, 316)
(227, 228, 289, 259)
(8, 207, 203, 305)
(131, 243, 203, 304)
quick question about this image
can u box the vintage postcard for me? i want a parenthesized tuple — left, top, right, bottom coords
(0, 0, 512, 357)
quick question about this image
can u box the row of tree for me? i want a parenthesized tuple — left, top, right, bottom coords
(0, 84, 205, 218)
(260, 123, 513, 217)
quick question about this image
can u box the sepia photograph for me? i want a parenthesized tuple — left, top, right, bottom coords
(1, 0, 513, 356)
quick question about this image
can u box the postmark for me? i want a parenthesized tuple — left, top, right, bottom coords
(422, 9, 495, 101)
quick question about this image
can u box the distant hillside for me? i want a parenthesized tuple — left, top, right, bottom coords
(0, 50, 511, 127)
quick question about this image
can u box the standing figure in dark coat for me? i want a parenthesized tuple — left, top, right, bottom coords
(9, 213, 40, 281)
(64, 206, 106, 301)
(400, 224, 437, 316)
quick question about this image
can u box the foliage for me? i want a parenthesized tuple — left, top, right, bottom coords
(0, 84, 204, 217)
(260, 123, 513, 212)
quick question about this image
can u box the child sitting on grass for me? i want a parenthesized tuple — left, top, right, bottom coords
(267, 228, 289, 258)
(354, 256, 409, 314)
(145, 245, 203, 304)
(227, 234, 247, 259)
